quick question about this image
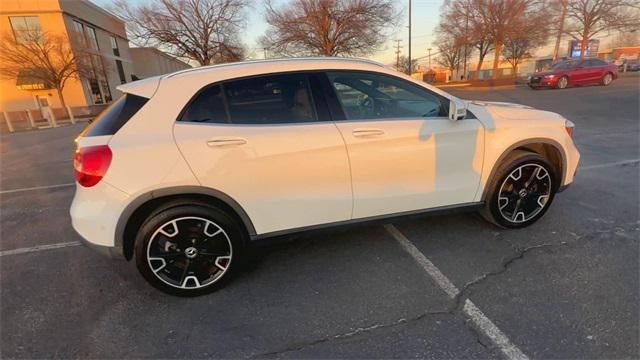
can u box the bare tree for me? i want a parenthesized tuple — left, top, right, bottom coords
(608, 30, 640, 49)
(0, 30, 93, 116)
(260, 0, 399, 57)
(440, 0, 491, 80)
(396, 55, 418, 73)
(434, 35, 463, 75)
(110, 0, 247, 65)
(564, 0, 640, 59)
(471, 0, 549, 79)
(501, 10, 550, 75)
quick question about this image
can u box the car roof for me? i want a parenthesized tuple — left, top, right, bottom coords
(118, 57, 387, 98)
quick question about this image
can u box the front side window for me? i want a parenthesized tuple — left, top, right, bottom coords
(327, 72, 445, 120)
(9, 16, 42, 43)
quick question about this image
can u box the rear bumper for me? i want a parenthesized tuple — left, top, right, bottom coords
(70, 181, 130, 259)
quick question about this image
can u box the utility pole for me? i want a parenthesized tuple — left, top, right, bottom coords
(552, 0, 568, 63)
(428, 47, 432, 69)
(407, 0, 412, 75)
(263, 48, 268, 59)
(394, 39, 403, 71)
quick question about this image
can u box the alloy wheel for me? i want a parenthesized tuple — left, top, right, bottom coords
(557, 77, 568, 89)
(147, 216, 232, 289)
(603, 73, 612, 85)
(498, 164, 552, 223)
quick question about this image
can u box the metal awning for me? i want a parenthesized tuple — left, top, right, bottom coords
(16, 70, 53, 90)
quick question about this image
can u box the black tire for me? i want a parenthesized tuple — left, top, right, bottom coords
(134, 201, 247, 296)
(481, 151, 558, 229)
(556, 76, 569, 89)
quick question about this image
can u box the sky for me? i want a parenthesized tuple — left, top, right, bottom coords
(90, 0, 445, 66)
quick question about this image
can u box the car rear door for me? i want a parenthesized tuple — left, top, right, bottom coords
(570, 60, 591, 84)
(582, 59, 600, 82)
(173, 72, 352, 235)
(324, 71, 484, 219)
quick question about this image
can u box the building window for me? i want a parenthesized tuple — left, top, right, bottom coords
(86, 54, 112, 104)
(9, 16, 42, 43)
(73, 21, 85, 46)
(88, 78, 104, 104)
(73, 20, 98, 50)
(110, 36, 120, 56)
(116, 60, 126, 84)
(84, 26, 99, 50)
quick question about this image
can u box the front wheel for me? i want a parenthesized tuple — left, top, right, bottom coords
(481, 151, 558, 228)
(134, 202, 247, 296)
(601, 72, 613, 86)
(556, 76, 569, 89)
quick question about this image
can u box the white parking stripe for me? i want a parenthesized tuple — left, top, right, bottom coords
(579, 159, 640, 170)
(384, 224, 460, 299)
(384, 224, 529, 360)
(0, 183, 75, 195)
(463, 300, 529, 360)
(0, 241, 81, 257)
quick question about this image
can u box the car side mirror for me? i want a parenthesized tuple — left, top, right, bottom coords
(449, 98, 467, 122)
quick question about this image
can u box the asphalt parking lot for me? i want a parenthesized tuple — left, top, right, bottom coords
(1, 75, 638, 359)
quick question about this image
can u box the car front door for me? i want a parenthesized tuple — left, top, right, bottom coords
(325, 71, 484, 219)
(173, 73, 352, 235)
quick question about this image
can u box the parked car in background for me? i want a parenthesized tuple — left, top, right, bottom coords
(528, 58, 618, 89)
(71, 58, 580, 296)
(627, 63, 640, 72)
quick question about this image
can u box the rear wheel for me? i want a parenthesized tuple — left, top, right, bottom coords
(601, 72, 613, 86)
(134, 202, 247, 296)
(556, 76, 569, 89)
(481, 151, 558, 228)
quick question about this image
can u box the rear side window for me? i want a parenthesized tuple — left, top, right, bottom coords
(85, 93, 148, 136)
(588, 59, 607, 67)
(179, 85, 228, 123)
(178, 73, 318, 125)
(225, 74, 317, 124)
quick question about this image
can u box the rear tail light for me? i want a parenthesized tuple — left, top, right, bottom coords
(73, 145, 112, 187)
(565, 120, 575, 139)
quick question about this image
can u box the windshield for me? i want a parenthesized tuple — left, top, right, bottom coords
(551, 60, 580, 70)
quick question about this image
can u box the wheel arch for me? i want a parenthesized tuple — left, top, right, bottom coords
(116, 186, 256, 260)
(482, 138, 567, 201)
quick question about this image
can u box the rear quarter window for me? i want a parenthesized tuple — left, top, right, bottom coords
(84, 93, 148, 136)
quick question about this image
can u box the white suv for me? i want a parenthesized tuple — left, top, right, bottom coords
(70, 58, 580, 296)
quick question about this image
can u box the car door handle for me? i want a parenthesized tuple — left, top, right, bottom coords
(206, 137, 247, 147)
(352, 128, 385, 137)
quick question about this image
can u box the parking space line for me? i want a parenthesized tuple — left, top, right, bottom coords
(384, 224, 529, 360)
(463, 300, 529, 360)
(0, 241, 81, 257)
(0, 183, 75, 195)
(579, 159, 640, 171)
(384, 224, 460, 298)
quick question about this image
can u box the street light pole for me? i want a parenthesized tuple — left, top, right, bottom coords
(428, 47, 432, 69)
(408, 0, 412, 75)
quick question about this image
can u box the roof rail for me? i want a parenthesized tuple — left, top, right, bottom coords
(164, 57, 386, 78)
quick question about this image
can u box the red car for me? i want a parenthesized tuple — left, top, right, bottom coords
(528, 58, 618, 89)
